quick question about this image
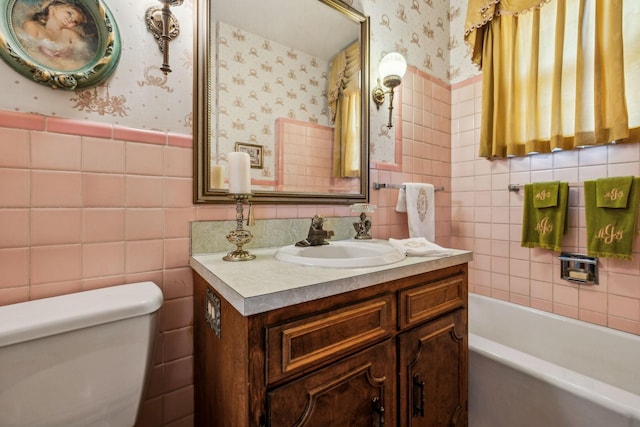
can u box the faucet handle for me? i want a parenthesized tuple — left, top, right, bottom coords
(294, 215, 334, 246)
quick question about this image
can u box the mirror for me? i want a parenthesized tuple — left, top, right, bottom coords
(194, 0, 370, 204)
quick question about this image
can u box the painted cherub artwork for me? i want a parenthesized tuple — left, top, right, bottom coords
(13, 0, 98, 71)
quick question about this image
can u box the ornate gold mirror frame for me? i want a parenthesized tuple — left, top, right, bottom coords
(193, 0, 370, 204)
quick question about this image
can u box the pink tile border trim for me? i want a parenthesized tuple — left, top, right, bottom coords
(0, 109, 192, 148)
(0, 110, 46, 131)
(47, 116, 113, 138)
(451, 74, 482, 90)
(277, 116, 331, 131)
(168, 133, 193, 148)
(114, 125, 166, 145)
(408, 65, 452, 90)
(372, 161, 402, 172)
(253, 179, 278, 187)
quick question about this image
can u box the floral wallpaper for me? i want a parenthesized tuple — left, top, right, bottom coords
(215, 21, 332, 178)
(0, 0, 479, 150)
(0, 0, 194, 134)
(354, 0, 479, 163)
(352, 0, 476, 84)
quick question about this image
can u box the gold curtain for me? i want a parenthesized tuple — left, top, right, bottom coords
(328, 41, 361, 177)
(465, 0, 640, 158)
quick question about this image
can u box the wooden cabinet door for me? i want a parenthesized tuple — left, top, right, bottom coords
(266, 340, 395, 427)
(398, 309, 468, 427)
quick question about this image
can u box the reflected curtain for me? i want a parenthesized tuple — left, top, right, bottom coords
(465, 0, 640, 158)
(328, 41, 361, 177)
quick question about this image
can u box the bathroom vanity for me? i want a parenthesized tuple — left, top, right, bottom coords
(190, 246, 472, 426)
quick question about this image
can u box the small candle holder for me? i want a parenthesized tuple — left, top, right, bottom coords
(223, 194, 255, 261)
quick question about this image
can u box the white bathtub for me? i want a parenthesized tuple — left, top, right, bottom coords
(468, 293, 640, 427)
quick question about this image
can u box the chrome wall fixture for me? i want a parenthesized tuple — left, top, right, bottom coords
(372, 52, 407, 128)
(145, 0, 183, 74)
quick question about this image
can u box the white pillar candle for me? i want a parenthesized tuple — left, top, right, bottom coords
(210, 164, 225, 189)
(227, 152, 252, 194)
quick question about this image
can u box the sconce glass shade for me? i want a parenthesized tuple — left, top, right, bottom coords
(372, 52, 407, 128)
(378, 52, 406, 88)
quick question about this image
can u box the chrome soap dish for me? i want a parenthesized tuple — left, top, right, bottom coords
(559, 252, 598, 285)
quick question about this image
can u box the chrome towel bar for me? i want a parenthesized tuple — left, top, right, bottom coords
(373, 182, 445, 191)
(508, 182, 582, 192)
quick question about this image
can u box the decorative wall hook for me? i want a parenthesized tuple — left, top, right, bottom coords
(145, 0, 183, 75)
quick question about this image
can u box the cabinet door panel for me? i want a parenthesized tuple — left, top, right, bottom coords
(267, 340, 395, 427)
(398, 310, 467, 427)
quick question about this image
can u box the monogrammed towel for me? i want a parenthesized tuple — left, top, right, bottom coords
(596, 176, 633, 208)
(532, 181, 559, 208)
(395, 183, 435, 241)
(389, 238, 453, 257)
(584, 177, 640, 260)
(521, 182, 569, 251)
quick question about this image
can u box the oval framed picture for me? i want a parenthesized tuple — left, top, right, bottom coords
(0, 0, 121, 90)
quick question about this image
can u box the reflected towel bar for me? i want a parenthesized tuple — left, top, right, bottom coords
(373, 182, 445, 191)
(508, 183, 582, 192)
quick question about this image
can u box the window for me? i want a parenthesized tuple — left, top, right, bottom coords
(465, 0, 640, 158)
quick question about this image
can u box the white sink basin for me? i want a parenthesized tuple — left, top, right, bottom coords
(274, 240, 405, 268)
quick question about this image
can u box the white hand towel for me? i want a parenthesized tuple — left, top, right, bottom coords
(389, 238, 453, 257)
(396, 183, 435, 241)
(395, 186, 407, 212)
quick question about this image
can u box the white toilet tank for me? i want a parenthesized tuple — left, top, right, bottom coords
(0, 282, 163, 427)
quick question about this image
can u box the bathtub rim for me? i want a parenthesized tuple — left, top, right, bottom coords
(468, 293, 640, 422)
(469, 293, 639, 343)
(470, 334, 640, 422)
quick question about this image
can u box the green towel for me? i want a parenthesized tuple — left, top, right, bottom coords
(532, 181, 560, 208)
(585, 177, 640, 260)
(596, 176, 633, 208)
(521, 182, 569, 252)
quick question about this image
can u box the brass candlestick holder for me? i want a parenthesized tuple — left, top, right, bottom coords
(223, 194, 256, 261)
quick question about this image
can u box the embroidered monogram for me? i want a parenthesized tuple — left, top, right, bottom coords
(595, 224, 624, 244)
(535, 190, 552, 201)
(534, 217, 553, 235)
(603, 188, 625, 201)
(405, 241, 427, 248)
(416, 188, 428, 222)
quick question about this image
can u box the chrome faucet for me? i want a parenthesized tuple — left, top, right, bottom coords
(295, 215, 335, 247)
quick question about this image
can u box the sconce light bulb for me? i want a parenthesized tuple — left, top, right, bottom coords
(378, 52, 407, 88)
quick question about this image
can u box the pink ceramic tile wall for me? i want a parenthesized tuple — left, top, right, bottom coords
(450, 76, 640, 336)
(0, 111, 198, 426)
(370, 67, 452, 244)
(0, 66, 454, 425)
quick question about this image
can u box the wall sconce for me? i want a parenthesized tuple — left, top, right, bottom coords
(372, 52, 407, 128)
(145, 0, 184, 75)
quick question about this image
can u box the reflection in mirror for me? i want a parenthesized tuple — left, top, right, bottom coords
(194, 0, 370, 204)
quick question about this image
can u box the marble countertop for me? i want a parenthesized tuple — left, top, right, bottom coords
(190, 245, 472, 316)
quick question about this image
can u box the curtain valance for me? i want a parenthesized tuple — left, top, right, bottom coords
(465, 0, 551, 68)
